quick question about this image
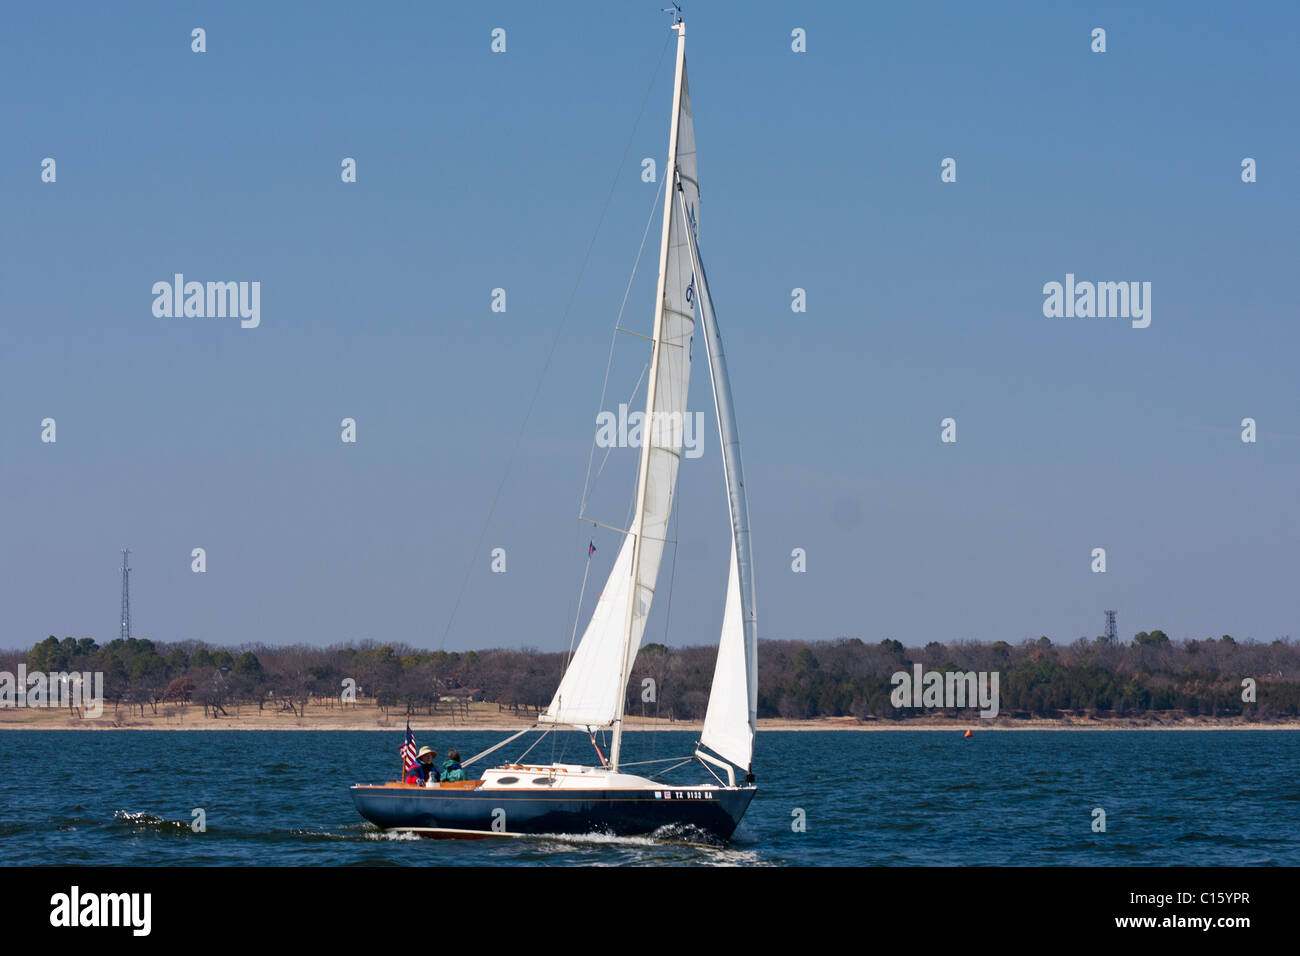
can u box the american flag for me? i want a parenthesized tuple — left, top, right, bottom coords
(400, 719, 417, 772)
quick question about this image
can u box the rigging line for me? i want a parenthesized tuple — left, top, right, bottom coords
(561, 189, 659, 683)
(437, 32, 674, 651)
(587, 360, 649, 500)
(564, 153, 665, 666)
(559, 352, 646, 682)
(561, 555, 594, 672)
(697, 756, 726, 787)
(577, 175, 666, 524)
(462, 725, 537, 769)
(623, 492, 638, 548)
(558, 86, 670, 683)
(514, 727, 552, 765)
(647, 757, 697, 779)
(565, 62, 669, 655)
(617, 754, 694, 767)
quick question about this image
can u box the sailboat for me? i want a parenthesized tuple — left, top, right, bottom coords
(350, 12, 758, 841)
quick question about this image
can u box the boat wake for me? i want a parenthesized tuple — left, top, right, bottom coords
(111, 810, 193, 834)
(516, 825, 766, 865)
(358, 826, 420, 842)
(290, 823, 422, 842)
(519, 823, 732, 849)
(727, 820, 759, 845)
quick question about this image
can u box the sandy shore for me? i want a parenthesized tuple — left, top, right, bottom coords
(1, 702, 1295, 731)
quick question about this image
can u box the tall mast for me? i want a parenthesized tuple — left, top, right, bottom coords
(610, 15, 687, 772)
(120, 548, 131, 640)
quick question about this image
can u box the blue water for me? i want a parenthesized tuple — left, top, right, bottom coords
(1, 730, 1295, 865)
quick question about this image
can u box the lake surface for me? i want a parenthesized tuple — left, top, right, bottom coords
(2, 730, 1295, 866)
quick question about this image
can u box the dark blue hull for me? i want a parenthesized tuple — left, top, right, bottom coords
(350, 784, 756, 840)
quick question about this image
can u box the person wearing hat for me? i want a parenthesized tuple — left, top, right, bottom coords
(439, 749, 467, 782)
(405, 746, 438, 785)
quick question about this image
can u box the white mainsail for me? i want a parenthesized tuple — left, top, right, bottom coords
(543, 24, 699, 734)
(540, 534, 635, 726)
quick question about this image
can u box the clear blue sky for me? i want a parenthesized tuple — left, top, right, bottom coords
(2, 1, 1297, 653)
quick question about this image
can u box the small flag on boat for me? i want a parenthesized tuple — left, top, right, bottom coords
(400, 719, 417, 771)
(588, 540, 596, 556)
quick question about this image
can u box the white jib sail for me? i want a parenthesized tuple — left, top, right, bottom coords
(544, 31, 698, 730)
(682, 191, 758, 773)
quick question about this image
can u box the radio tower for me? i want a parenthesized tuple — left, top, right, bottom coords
(1104, 609, 1117, 644)
(120, 548, 132, 640)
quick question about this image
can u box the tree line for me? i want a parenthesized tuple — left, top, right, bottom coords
(3, 631, 1297, 721)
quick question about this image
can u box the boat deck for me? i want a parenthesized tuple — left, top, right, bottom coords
(371, 780, 483, 790)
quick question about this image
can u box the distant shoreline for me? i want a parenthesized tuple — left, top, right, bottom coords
(1, 706, 1296, 732)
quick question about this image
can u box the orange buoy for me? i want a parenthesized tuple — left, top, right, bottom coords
(963, 728, 973, 738)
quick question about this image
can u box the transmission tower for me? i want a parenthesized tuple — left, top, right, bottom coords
(1104, 609, 1117, 644)
(120, 548, 132, 640)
